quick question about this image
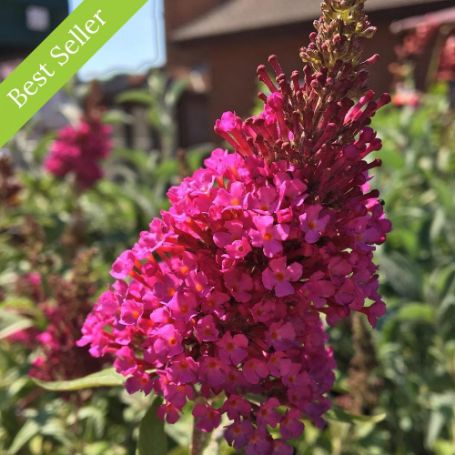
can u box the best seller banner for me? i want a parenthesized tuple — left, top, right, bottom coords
(0, 0, 149, 148)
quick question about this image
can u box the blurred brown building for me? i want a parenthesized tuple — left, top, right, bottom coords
(164, 0, 454, 145)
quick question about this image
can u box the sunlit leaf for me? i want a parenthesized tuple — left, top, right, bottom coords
(8, 420, 40, 454)
(33, 368, 124, 391)
(396, 303, 436, 323)
(0, 309, 34, 340)
(116, 90, 154, 106)
(327, 405, 386, 425)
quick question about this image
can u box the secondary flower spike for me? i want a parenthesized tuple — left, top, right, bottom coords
(79, 0, 391, 453)
(44, 117, 111, 189)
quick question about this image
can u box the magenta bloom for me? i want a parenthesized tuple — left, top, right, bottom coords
(192, 403, 222, 432)
(250, 215, 289, 257)
(217, 332, 248, 365)
(79, 1, 391, 452)
(299, 205, 330, 244)
(262, 257, 303, 297)
(44, 118, 111, 189)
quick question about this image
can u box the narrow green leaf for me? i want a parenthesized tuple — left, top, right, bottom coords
(116, 90, 154, 106)
(327, 405, 386, 424)
(396, 303, 436, 323)
(0, 318, 33, 340)
(138, 399, 167, 455)
(103, 109, 133, 125)
(33, 368, 124, 391)
(8, 420, 40, 454)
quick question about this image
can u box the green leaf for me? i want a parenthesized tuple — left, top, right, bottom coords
(8, 420, 40, 454)
(0, 309, 34, 340)
(379, 146, 405, 170)
(138, 399, 167, 455)
(396, 303, 436, 324)
(103, 109, 133, 125)
(155, 159, 179, 180)
(0, 318, 33, 340)
(327, 405, 386, 425)
(116, 90, 154, 106)
(33, 368, 124, 391)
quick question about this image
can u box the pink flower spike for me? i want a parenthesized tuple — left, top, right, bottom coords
(77, 2, 391, 447)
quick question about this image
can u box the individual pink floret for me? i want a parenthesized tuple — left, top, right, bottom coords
(250, 215, 289, 257)
(299, 204, 330, 244)
(262, 257, 303, 297)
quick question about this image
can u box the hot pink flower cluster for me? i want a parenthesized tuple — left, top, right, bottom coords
(44, 118, 112, 189)
(79, 1, 391, 453)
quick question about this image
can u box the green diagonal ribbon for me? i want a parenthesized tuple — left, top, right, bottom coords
(0, 0, 149, 148)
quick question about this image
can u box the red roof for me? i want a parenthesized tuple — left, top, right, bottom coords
(173, 0, 451, 41)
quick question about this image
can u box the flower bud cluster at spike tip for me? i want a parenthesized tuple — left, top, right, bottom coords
(44, 117, 112, 189)
(78, 0, 391, 452)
